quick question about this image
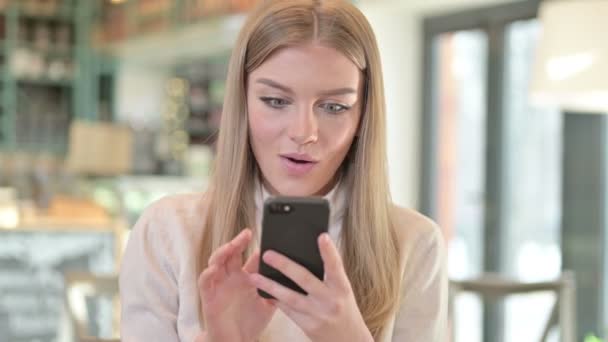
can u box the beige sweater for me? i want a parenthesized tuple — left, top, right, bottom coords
(120, 184, 447, 342)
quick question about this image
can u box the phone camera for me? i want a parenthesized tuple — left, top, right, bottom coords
(269, 202, 293, 214)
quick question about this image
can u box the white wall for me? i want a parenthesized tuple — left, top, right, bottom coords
(359, 0, 518, 208)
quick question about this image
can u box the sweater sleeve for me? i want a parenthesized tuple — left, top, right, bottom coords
(391, 223, 448, 342)
(119, 200, 181, 342)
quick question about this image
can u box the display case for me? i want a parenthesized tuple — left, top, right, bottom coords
(0, 0, 113, 155)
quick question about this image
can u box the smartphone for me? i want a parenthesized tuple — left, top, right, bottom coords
(258, 196, 330, 299)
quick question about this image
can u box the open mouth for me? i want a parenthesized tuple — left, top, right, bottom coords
(280, 154, 318, 175)
(285, 156, 313, 164)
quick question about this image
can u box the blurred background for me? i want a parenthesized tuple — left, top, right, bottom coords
(0, 0, 605, 341)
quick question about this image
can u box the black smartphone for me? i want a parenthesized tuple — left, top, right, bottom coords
(258, 196, 330, 299)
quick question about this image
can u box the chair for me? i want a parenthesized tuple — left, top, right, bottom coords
(449, 271, 577, 342)
(63, 271, 121, 342)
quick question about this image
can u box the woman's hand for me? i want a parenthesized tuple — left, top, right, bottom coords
(198, 229, 276, 342)
(249, 233, 373, 342)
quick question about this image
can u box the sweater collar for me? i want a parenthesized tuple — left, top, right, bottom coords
(254, 176, 346, 230)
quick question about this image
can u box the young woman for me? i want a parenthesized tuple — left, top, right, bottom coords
(120, 1, 447, 341)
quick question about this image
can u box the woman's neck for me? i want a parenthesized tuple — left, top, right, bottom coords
(261, 174, 342, 197)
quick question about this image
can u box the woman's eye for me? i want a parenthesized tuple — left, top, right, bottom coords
(260, 97, 289, 109)
(321, 103, 349, 114)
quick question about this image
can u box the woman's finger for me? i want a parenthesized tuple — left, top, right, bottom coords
(249, 273, 312, 314)
(243, 249, 260, 273)
(208, 241, 234, 266)
(208, 229, 251, 266)
(274, 300, 305, 323)
(226, 229, 253, 269)
(262, 250, 325, 297)
(318, 233, 349, 289)
(198, 264, 219, 295)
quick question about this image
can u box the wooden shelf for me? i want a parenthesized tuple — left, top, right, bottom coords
(99, 0, 258, 44)
(17, 9, 74, 22)
(0, 0, 115, 155)
(17, 77, 73, 87)
(8, 217, 116, 232)
(16, 43, 73, 58)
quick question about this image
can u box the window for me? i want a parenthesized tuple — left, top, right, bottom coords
(433, 29, 488, 341)
(421, 2, 564, 341)
(503, 18, 562, 342)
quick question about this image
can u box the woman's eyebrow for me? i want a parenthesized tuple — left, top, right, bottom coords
(255, 77, 357, 96)
(256, 78, 294, 94)
(318, 87, 357, 96)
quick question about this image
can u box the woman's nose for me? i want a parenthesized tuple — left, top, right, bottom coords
(288, 105, 318, 145)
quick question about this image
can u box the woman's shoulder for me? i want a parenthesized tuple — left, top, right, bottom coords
(387, 206, 448, 340)
(389, 205, 441, 244)
(389, 205, 444, 262)
(146, 191, 211, 218)
(132, 191, 212, 247)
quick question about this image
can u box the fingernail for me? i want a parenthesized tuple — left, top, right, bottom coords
(239, 230, 251, 240)
(265, 250, 279, 263)
(321, 233, 330, 243)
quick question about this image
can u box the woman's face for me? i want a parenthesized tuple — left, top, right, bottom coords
(247, 43, 363, 196)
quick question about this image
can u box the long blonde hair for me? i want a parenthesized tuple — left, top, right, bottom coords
(199, 0, 401, 338)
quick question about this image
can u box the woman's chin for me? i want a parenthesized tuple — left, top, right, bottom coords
(276, 186, 316, 197)
(267, 179, 320, 197)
